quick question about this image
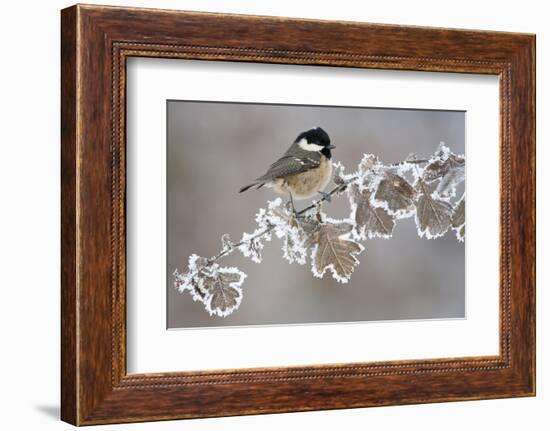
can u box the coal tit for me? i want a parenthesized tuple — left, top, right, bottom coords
(239, 127, 335, 201)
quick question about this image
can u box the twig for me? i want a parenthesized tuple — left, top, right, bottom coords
(294, 182, 349, 217)
(389, 158, 430, 166)
(207, 226, 272, 264)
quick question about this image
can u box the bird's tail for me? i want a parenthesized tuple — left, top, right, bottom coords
(239, 182, 265, 193)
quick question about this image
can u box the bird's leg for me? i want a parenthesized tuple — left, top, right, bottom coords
(318, 190, 332, 203)
(288, 191, 298, 218)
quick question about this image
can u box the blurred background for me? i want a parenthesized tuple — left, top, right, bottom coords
(167, 101, 465, 329)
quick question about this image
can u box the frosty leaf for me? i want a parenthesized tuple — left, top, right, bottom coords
(358, 154, 380, 175)
(237, 202, 277, 263)
(201, 266, 246, 317)
(238, 232, 267, 263)
(188, 254, 209, 272)
(372, 172, 416, 217)
(350, 184, 395, 239)
(282, 231, 308, 264)
(300, 214, 322, 237)
(434, 155, 464, 197)
(268, 200, 308, 264)
(354, 154, 385, 192)
(423, 154, 463, 182)
(173, 268, 192, 293)
(415, 195, 453, 238)
(173, 255, 213, 302)
(452, 196, 465, 227)
(305, 222, 363, 283)
(452, 195, 466, 242)
(392, 162, 415, 179)
(270, 202, 299, 230)
(414, 181, 453, 239)
(455, 225, 465, 242)
(423, 145, 465, 198)
(253, 201, 278, 234)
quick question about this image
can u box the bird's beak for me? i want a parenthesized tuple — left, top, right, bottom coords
(327, 144, 336, 150)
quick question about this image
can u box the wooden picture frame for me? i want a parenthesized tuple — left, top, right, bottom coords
(61, 4, 535, 425)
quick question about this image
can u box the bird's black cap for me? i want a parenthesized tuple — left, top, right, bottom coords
(295, 127, 331, 147)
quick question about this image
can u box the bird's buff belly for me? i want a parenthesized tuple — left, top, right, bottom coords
(270, 157, 333, 200)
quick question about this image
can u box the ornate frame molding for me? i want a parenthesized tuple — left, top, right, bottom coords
(61, 5, 535, 425)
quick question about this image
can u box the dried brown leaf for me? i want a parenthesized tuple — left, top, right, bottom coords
(373, 172, 416, 215)
(351, 184, 395, 239)
(358, 154, 379, 174)
(452, 196, 466, 242)
(423, 153, 465, 197)
(414, 181, 453, 239)
(202, 268, 245, 317)
(305, 222, 363, 283)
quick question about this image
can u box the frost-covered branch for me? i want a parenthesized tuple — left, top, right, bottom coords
(203, 180, 349, 267)
(174, 143, 465, 317)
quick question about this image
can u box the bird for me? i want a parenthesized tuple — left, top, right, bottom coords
(239, 127, 336, 208)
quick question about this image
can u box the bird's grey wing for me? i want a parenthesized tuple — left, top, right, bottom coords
(255, 152, 321, 183)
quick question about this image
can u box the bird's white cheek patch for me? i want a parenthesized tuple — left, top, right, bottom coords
(298, 138, 324, 152)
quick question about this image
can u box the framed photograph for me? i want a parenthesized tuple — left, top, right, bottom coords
(61, 4, 536, 425)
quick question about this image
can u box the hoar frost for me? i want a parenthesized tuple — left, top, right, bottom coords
(173, 143, 466, 317)
(174, 257, 246, 317)
(305, 219, 364, 283)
